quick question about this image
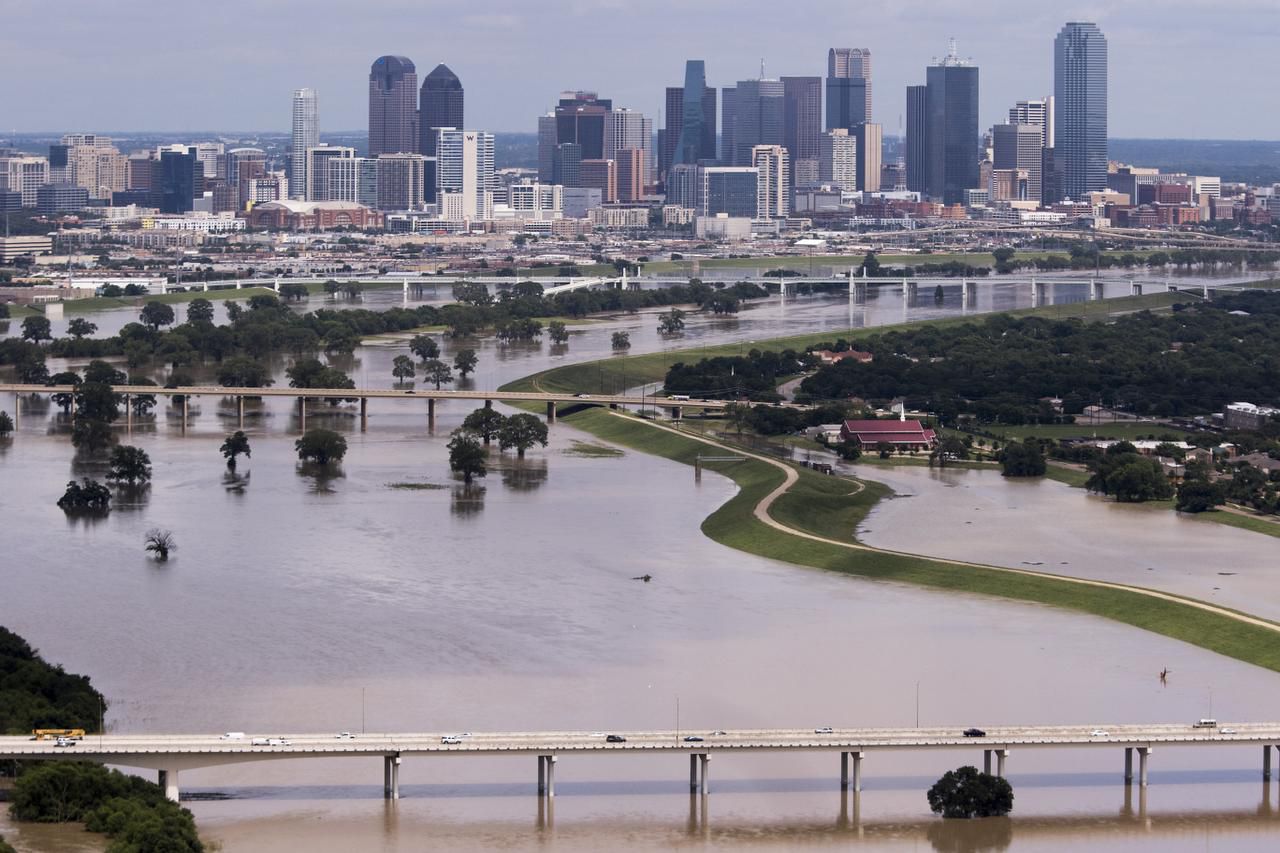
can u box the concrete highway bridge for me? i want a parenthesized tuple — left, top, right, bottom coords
(0, 383, 739, 432)
(4, 723, 1278, 803)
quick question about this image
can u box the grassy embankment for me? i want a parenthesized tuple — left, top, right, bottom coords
(507, 402, 1280, 673)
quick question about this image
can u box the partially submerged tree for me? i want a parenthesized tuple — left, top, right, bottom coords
(422, 358, 454, 390)
(144, 528, 177, 562)
(295, 428, 348, 466)
(453, 348, 479, 379)
(463, 406, 506, 444)
(391, 355, 416, 383)
(611, 331, 631, 351)
(220, 430, 252, 470)
(927, 766, 1014, 819)
(448, 429, 487, 484)
(57, 479, 112, 512)
(498, 413, 550, 458)
(106, 445, 152, 486)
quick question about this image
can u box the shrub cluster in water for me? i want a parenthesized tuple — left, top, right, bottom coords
(56, 478, 112, 512)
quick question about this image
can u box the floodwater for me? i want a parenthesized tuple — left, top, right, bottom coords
(856, 465, 1280, 621)
(3, 285, 1280, 851)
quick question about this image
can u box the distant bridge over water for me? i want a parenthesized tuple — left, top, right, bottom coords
(4, 723, 1278, 803)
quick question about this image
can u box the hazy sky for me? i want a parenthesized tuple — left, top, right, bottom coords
(3, 0, 1277, 138)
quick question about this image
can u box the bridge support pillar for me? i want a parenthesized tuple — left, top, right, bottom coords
(962, 280, 976, 308)
(690, 753, 699, 792)
(851, 751, 863, 793)
(983, 749, 992, 775)
(1091, 279, 1104, 301)
(299, 398, 306, 432)
(670, 406, 683, 421)
(1167, 280, 1178, 293)
(181, 395, 189, 434)
(484, 399, 492, 409)
(157, 767, 180, 803)
(545, 401, 556, 424)
(428, 398, 437, 428)
(537, 754, 556, 797)
(360, 398, 367, 431)
(238, 397, 245, 429)
(854, 281, 867, 303)
(1265, 745, 1272, 782)
(383, 754, 400, 800)
(1137, 747, 1151, 787)
(1124, 747, 1133, 784)
(1130, 279, 1143, 296)
(125, 395, 133, 434)
(699, 753, 710, 795)
(841, 751, 849, 790)
(996, 749, 1008, 778)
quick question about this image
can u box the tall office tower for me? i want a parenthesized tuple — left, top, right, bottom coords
(57, 135, 127, 200)
(419, 64, 463, 157)
(923, 45, 980, 204)
(368, 55, 419, 156)
(187, 143, 224, 180)
(720, 87, 737, 166)
(305, 145, 355, 201)
(552, 143, 582, 187)
(1055, 22, 1107, 199)
(671, 60, 717, 170)
(853, 123, 882, 192)
(605, 109, 651, 179)
(992, 123, 1043, 201)
(616, 148, 646, 202)
(554, 91, 612, 160)
(727, 79, 784, 166)
(537, 114, 558, 183)
(819, 129, 857, 191)
(580, 159, 618, 203)
(666, 163, 698, 208)
(375, 153, 426, 211)
(781, 76, 821, 186)
(436, 129, 495, 221)
(827, 47, 872, 127)
(696, 166, 759, 217)
(0, 156, 49, 207)
(157, 150, 199, 214)
(223, 148, 266, 194)
(326, 157, 379, 207)
(1009, 97, 1054, 147)
(290, 88, 319, 199)
(904, 85, 928, 192)
(752, 144, 789, 219)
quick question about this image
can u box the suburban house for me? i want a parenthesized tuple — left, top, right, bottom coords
(840, 418, 937, 451)
(811, 349, 874, 365)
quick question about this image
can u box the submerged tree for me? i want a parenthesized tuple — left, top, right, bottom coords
(57, 479, 112, 512)
(611, 331, 632, 351)
(462, 406, 506, 445)
(391, 355, 416, 384)
(220, 431, 252, 470)
(106, 445, 152, 486)
(498, 413, 550, 458)
(927, 766, 1014, 819)
(453, 348, 479, 379)
(448, 429, 487, 484)
(295, 428, 348, 466)
(144, 528, 177, 562)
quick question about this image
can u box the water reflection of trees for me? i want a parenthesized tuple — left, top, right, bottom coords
(223, 470, 251, 495)
(451, 484, 485, 517)
(500, 457, 548, 492)
(111, 483, 152, 512)
(926, 817, 1013, 853)
(297, 463, 344, 493)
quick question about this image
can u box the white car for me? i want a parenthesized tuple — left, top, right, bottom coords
(1089, 729, 1109, 737)
(441, 736, 462, 744)
(335, 732, 355, 739)
(1220, 727, 1238, 735)
(220, 732, 245, 740)
(814, 727, 834, 734)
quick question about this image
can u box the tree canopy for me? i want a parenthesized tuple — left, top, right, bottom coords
(927, 766, 1014, 819)
(295, 429, 347, 465)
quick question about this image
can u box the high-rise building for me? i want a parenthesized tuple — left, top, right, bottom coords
(223, 148, 266, 205)
(375, 153, 426, 211)
(904, 85, 928, 193)
(1009, 97, 1054, 148)
(157, 150, 199, 214)
(616, 148, 646, 202)
(781, 76, 821, 186)
(368, 55, 418, 156)
(290, 88, 319, 200)
(992, 123, 1043, 201)
(305, 145, 355, 201)
(554, 92, 611, 160)
(436, 129, 495, 222)
(696, 167, 758, 217)
(419, 64, 463, 157)
(580, 159, 617, 203)
(55, 135, 126, 200)
(1054, 22, 1107, 199)
(0, 156, 50, 207)
(552, 143, 581, 187)
(726, 79, 784, 166)
(752, 145, 789, 220)
(537, 114, 558, 183)
(922, 45, 980, 204)
(827, 48, 872, 130)
(671, 60, 717, 170)
(605, 109, 651, 181)
(720, 87, 737, 166)
(819, 129, 857, 191)
(853, 123, 882, 192)
(666, 163, 698, 208)
(326, 158, 379, 208)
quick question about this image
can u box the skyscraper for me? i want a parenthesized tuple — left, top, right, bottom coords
(419, 64, 463, 157)
(157, 150, 199, 214)
(375, 153, 426, 211)
(436, 129, 495, 222)
(819, 129, 857, 191)
(726, 79, 784, 166)
(555, 92, 612, 160)
(752, 144, 790, 220)
(305, 145, 354, 201)
(290, 88, 318, 200)
(992, 123, 1043, 201)
(781, 76, 821, 186)
(923, 45, 980, 204)
(537, 114, 557, 183)
(826, 48, 872, 129)
(616, 148, 646, 202)
(368, 56, 418, 156)
(853, 123, 882, 192)
(605, 108, 652, 182)
(904, 85, 928, 193)
(673, 61, 716, 167)
(1009, 97, 1054, 148)
(1054, 22, 1107, 199)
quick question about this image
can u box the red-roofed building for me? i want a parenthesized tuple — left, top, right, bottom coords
(840, 419, 936, 450)
(812, 349, 873, 364)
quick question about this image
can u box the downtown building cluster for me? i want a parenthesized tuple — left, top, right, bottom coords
(2, 20, 1277, 246)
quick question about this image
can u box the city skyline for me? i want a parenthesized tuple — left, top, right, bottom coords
(3, 1, 1276, 139)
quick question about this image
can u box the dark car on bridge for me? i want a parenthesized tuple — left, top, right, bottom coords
(963, 727, 987, 737)
(606, 734, 626, 743)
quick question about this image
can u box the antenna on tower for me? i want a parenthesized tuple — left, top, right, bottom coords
(760, 58, 765, 79)
(948, 37, 958, 59)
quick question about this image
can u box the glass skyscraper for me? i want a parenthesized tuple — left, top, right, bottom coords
(675, 60, 710, 167)
(368, 56, 418, 156)
(419, 64, 463, 157)
(923, 48, 979, 205)
(1054, 22, 1108, 200)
